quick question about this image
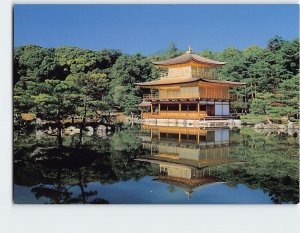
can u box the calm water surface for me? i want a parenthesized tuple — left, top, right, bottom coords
(13, 126, 299, 204)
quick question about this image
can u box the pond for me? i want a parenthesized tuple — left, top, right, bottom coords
(13, 125, 299, 204)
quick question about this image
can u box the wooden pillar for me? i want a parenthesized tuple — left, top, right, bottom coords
(179, 103, 181, 112)
(197, 133, 200, 144)
(197, 102, 200, 113)
(158, 131, 160, 141)
(178, 133, 181, 143)
(206, 86, 208, 98)
(221, 86, 223, 99)
(150, 129, 153, 142)
(150, 104, 153, 114)
(158, 103, 161, 112)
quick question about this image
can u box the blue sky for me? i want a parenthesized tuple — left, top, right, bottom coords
(14, 4, 299, 54)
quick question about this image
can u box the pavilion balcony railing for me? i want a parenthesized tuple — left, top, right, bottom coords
(143, 93, 159, 99)
(143, 93, 236, 100)
(142, 111, 207, 120)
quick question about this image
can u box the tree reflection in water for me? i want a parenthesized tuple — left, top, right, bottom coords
(15, 146, 108, 204)
(13, 126, 299, 204)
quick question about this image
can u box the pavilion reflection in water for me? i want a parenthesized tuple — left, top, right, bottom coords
(137, 125, 240, 198)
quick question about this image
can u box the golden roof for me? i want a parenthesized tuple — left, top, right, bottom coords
(154, 49, 226, 67)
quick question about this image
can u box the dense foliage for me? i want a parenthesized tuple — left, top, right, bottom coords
(214, 127, 299, 204)
(199, 36, 299, 117)
(13, 36, 299, 124)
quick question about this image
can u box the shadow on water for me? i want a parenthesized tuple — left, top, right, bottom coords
(13, 125, 299, 204)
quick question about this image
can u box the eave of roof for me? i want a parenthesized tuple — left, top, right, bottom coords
(136, 77, 246, 87)
(201, 78, 247, 86)
(136, 77, 201, 87)
(153, 53, 226, 66)
(153, 176, 221, 192)
(138, 101, 151, 107)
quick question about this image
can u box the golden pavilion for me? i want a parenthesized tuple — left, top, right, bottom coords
(136, 46, 246, 127)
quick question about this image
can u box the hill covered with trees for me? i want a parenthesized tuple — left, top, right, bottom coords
(13, 35, 299, 127)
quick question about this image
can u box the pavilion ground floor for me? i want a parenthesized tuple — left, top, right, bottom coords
(141, 100, 238, 119)
(140, 100, 241, 128)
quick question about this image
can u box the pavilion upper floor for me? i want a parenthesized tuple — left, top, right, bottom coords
(136, 48, 246, 101)
(159, 64, 217, 79)
(141, 82, 240, 101)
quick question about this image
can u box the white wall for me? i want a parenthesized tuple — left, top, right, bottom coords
(215, 104, 223, 115)
(215, 102, 230, 116)
(223, 104, 230, 115)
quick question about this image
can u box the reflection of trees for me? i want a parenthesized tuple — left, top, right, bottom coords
(214, 165, 299, 204)
(109, 130, 159, 181)
(14, 128, 299, 204)
(31, 169, 109, 204)
(216, 128, 299, 204)
(14, 129, 158, 204)
(15, 146, 110, 204)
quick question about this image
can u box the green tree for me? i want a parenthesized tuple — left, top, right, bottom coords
(272, 75, 299, 117)
(249, 93, 273, 115)
(267, 35, 285, 51)
(109, 54, 158, 115)
(54, 46, 98, 74)
(13, 45, 63, 85)
(31, 79, 79, 145)
(65, 72, 110, 142)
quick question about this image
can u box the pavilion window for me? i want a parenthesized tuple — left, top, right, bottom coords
(167, 104, 179, 111)
(189, 135, 197, 141)
(160, 133, 167, 138)
(189, 104, 197, 111)
(199, 135, 207, 142)
(160, 104, 167, 111)
(162, 133, 179, 139)
(169, 133, 179, 139)
(181, 104, 196, 111)
(181, 134, 196, 141)
(181, 134, 188, 140)
(181, 104, 188, 111)
(200, 105, 206, 111)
